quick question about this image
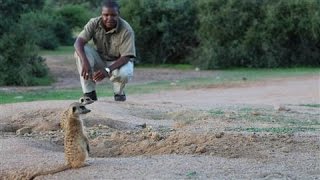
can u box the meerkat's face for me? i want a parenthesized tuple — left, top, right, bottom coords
(71, 102, 91, 115)
(79, 96, 94, 105)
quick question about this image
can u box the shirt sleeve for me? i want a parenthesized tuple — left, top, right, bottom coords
(119, 30, 136, 58)
(78, 18, 96, 42)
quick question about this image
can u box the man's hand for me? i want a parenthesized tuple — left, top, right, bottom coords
(75, 37, 92, 80)
(93, 70, 109, 82)
(81, 61, 91, 80)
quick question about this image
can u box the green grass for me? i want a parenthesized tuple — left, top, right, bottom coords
(209, 110, 225, 115)
(136, 63, 194, 70)
(30, 75, 55, 86)
(227, 127, 318, 134)
(0, 89, 83, 104)
(0, 79, 183, 104)
(39, 46, 74, 56)
(208, 105, 320, 134)
(0, 80, 179, 104)
(299, 104, 320, 108)
(209, 106, 320, 126)
(214, 67, 319, 80)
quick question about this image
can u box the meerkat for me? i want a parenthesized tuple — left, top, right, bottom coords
(79, 96, 95, 105)
(63, 102, 90, 168)
(2, 102, 91, 180)
(27, 102, 91, 179)
(60, 96, 93, 131)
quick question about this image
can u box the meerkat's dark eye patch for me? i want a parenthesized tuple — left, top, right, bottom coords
(80, 106, 86, 110)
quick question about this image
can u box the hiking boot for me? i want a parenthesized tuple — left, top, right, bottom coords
(84, 91, 97, 101)
(114, 94, 126, 101)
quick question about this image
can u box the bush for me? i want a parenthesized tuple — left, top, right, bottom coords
(191, 0, 265, 69)
(53, 20, 74, 45)
(54, 0, 100, 9)
(0, 23, 49, 85)
(120, 0, 199, 64)
(57, 4, 93, 29)
(0, 1, 50, 86)
(19, 10, 74, 49)
(261, 0, 320, 67)
(191, 0, 320, 69)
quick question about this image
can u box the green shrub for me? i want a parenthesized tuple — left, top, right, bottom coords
(0, 1, 50, 86)
(261, 0, 320, 67)
(54, 0, 100, 9)
(19, 11, 58, 50)
(53, 20, 74, 46)
(120, 0, 199, 64)
(192, 0, 320, 69)
(0, 23, 49, 85)
(57, 4, 93, 29)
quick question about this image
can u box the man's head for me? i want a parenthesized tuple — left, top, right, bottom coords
(101, 0, 120, 31)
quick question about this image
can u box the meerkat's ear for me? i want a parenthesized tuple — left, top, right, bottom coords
(72, 106, 77, 112)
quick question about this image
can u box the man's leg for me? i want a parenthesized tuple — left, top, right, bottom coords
(75, 45, 105, 100)
(107, 60, 134, 101)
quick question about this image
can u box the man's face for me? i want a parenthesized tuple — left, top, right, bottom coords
(101, 6, 119, 30)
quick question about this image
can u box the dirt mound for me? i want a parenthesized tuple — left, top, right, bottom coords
(9, 108, 62, 132)
(1, 104, 319, 162)
(91, 130, 268, 159)
(3, 107, 317, 162)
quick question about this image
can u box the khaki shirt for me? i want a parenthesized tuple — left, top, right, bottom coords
(79, 17, 136, 61)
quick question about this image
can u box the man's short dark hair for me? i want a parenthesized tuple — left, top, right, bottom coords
(102, 0, 120, 10)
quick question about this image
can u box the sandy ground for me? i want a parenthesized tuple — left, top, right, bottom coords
(0, 55, 319, 179)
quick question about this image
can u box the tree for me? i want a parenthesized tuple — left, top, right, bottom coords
(191, 0, 320, 69)
(120, 0, 199, 64)
(0, 0, 49, 85)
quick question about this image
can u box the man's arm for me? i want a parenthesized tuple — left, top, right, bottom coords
(108, 56, 130, 71)
(92, 56, 130, 82)
(74, 37, 91, 80)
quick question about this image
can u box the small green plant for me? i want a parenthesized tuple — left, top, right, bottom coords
(186, 171, 197, 178)
(209, 110, 225, 115)
(299, 104, 320, 108)
(39, 46, 75, 56)
(228, 127, 318, 134)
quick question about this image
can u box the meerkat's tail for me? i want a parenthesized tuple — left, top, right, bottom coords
(29, 165, 71, 180)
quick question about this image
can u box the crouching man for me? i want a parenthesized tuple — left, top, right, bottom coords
(74, 0, 135, 102)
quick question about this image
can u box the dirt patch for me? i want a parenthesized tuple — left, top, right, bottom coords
(1, 103, 319, 161)
(0, 56, 319, 179)
(0, 55, 217, 92)
(43, 54, 217, 85)
(1, 107, 318, 164)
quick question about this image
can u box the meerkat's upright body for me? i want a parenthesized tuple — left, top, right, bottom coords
(64, 102, 90, 168)
(60, 97, 94, 131)
(3, 102, 92, 180)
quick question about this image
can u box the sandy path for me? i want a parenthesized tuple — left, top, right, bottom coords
(1, 137, 319, 179)
(129, 76, 320, 109)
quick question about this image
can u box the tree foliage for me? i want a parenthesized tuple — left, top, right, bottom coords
(0, 0, 49, 85)
(20, 11, 61, 49)
(120, 0, 199, 64)
(57, 4, 93, 29)
(52, 0, 101, 9)
(1, 0, 319, 86)
(191, 0, 320, 69)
